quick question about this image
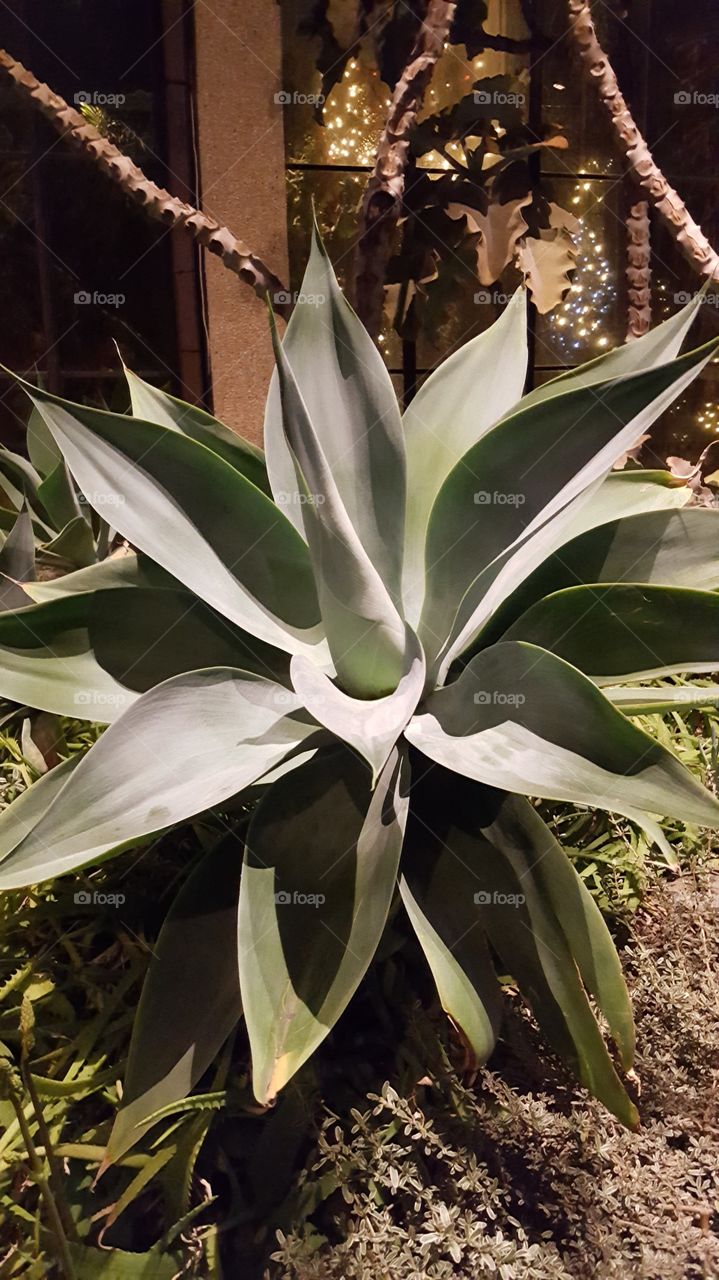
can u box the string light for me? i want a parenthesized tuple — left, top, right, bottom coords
(554, 172, 614, 360)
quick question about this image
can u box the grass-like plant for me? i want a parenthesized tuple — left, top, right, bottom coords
(1, 232, 719, 1161)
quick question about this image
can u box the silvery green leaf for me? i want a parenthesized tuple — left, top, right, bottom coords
(106, 832, 244, 1161)
(269, 314, 406, 696)
(0, 588, 288, 721)
(0, 508, 35, 609)
(239, 746, 408, 1102)
(122, 361, 269, 493)
(25, 552, 149, 602)
(483, 506, 719, 646)
(289, 630, 424, 781)
(481, 792, 634, 1068)
(5, 371, 326, 661)
(420, 338, 719, 671)
(606, 685, 719, 715)
(0, 669, 315, 889)
(523, 283, 709, 407)
(405, 641, 719, 827)
(504, 584, 719, 682)
(402, 289, 527, 623)
(264, 226, 406, 602)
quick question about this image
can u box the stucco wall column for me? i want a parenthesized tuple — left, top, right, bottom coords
(193, 0, 288, 444)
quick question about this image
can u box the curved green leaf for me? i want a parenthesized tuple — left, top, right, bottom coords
(606, 684, 719, 715)
(0, 509, 35, 609)
(40, 515, 96, 569)
(486, 507, 719, 643)
(264, 226, 406, 602)
(25, 551, 150, 602)
(420, 338, 718, 666)
(106, 832, 244, 1162)
(401, 289, 527, 624)
(239, 746, 408, 1102)
(4, 371, 325, 660)
(0, 756, 79, 860)
(289, 631, 424, 781)
(401, 877, 499, 1062)
(469, 796, 637, 1127)
(0, 668, 315, 888)
(400, 767, 501, 1061)
(402, 765, 636, 1124)
(405, 641, 719, 827)
(482, 792, 634, 1068)
(269, 313, 405, 695)
(122, 363, 269, 493)
(524, 284, 709, 406)
(504, 584, 719, 681)
(0, 588, 288, 720)
(37, 459, 83, 531)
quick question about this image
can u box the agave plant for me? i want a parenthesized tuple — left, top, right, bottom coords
(1, 232, 719, 1162)
(0, 404, 116, 601)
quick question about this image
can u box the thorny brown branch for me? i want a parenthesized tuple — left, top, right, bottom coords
(0, 49, 292, 316)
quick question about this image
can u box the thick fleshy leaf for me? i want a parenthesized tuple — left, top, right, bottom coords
(264, 227, 406, 601)
(289, 631, 424, 781)
(40, 516, 96, 569)
(402, 765, 636, 1123)
(405, 641, 719, 827)
(25, 551, 150, 602)
(486, 507, 719, 644)
(0, 588, 289, 721)
(239, 746, 408, 1103)
(606, 685, 719, 715)
(524, 284, 709, 408)
(400, 877, 499, 1062)
(0, 447, 43, 509)
(106, 833, 244, 1161)
(0, 508, 35, 609)
(482, 792, 634, 1068)
(549, 469, 691, 536)
(436, 471, 693, 681)
(5, 372, 325, 659)
(269, 314, 406, 695)
(419, 338, 719, 665)
(468, 794, 637, 1126)
(122, 363, 270, 493)
(0, 669, 315, 888)
(27, 406, 62, 477)
(0, 756, 79, 860)
(504, 584, 719, 682)
(37, 459, 83, 531)
(400, 769, 501, 1060)
(401, 289, 527, 623)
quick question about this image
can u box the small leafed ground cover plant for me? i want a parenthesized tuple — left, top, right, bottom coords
(0, 232, 719, 1274)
